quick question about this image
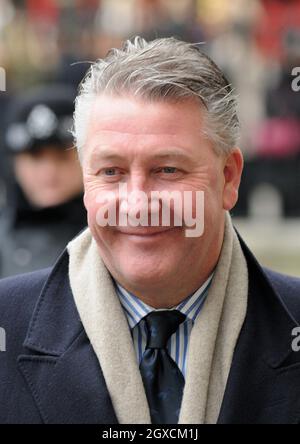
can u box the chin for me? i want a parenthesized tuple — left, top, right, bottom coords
(116, 259, 173, 288)
(32, 192, 63, 208)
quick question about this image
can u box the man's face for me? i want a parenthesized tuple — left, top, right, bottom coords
(82, 95, 243, 297)
(14, 146, 83, 208)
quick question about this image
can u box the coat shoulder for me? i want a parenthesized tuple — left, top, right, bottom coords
(0, 269, 52, 423)
(0, 268, 51, 330)
(263, 268, 300, 323)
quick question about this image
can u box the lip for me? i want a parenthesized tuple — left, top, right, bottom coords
(116, 226, 179, 237)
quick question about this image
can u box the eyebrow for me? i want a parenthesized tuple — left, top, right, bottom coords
(88, 147, 194, 163)
(150, 152, 193, 161)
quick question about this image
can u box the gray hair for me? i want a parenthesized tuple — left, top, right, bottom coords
(73, 36, 240, 157)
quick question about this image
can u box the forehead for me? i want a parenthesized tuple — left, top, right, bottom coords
(87, 94, 204, 135)
(83, 94, 212, 163)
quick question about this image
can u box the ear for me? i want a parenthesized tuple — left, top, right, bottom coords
(222, 148, 244, 211)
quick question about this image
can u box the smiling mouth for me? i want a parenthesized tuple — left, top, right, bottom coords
(116, 227, 180, 237)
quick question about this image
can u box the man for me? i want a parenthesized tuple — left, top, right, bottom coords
(0, 84, 86, 277)
(0, 37, 300, 424)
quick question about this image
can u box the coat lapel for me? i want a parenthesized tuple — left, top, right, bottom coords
(218, 235, 300, 424)
(17, 251, 118, 424)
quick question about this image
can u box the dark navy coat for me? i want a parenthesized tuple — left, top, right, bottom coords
(0, 234, 300, 424)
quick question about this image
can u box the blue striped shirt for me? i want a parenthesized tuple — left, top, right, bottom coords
(114, 275, 213, 378)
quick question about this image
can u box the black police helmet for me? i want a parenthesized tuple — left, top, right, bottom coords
(5, 84, 76, 154)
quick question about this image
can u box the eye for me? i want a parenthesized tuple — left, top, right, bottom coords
(153, 166, 183, 180)
(98, 167, 124, 181)
(104, 167, 118, 176)
(161, 167, 178, 174)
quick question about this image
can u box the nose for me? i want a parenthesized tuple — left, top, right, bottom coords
(38, 159, 58, 183)
(126, 170, 150, 195)
(117, 170, 153, 226)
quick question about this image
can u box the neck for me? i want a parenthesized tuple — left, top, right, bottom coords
(117, 270, 215, 309)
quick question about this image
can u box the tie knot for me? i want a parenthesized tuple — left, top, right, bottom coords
(144, 310, 186, 349)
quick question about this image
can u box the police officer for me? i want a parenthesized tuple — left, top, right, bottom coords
(0, 84, 86, 277)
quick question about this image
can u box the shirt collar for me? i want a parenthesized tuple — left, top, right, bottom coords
(114, 274, 213, 329)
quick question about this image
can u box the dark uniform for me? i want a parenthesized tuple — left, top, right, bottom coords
(0, 85, 87, 278)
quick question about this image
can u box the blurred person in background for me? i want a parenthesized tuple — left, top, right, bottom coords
(0, 84, 86, 277)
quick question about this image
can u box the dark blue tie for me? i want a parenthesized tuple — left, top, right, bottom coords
(139, 310, 186, 424)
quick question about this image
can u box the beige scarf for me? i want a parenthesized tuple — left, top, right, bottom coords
(67, 212, 248, 424)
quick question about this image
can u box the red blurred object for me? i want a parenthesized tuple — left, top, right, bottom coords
(254, 118, 300, 157)
(26, 0, 59, 24)
(255, 0, 300, 60)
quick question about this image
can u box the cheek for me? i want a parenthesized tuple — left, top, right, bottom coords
(83, 185, 115, 238)
(83, 186, 99, 226)
(83, 173, 102, 203)
(61, 161, 81, 180)
(204, 165, 224, 202)
(188, 177, 223, 220)
(196, 172, 224, 231)
(15, 161, 34, 185)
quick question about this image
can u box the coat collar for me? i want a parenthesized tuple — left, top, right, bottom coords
(237, 232, 299, 369)
(217, 232, 300, 424)
(18, 248, 118, 424)
(22, 250, 82, 356)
